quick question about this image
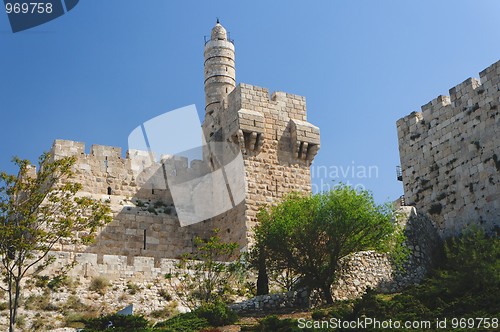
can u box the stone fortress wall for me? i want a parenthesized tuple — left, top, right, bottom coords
(50, 139, 216, 263)
(47, 21, 321, 263)
(397, 60, 500, 237)
(23, 24, 500, 317)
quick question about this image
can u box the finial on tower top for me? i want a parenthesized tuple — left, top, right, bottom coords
(211, 20, 227, 40)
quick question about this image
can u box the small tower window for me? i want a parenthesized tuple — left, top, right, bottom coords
(152, 188, 155, 195)
(143, 229, 147, 250)
(107, 187, 112, 195)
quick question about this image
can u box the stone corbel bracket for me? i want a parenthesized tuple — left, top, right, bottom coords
(232, 109, 265, 154)
(290, 119, 320, 162)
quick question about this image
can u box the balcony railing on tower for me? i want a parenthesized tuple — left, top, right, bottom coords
(204, 32, 234, 45)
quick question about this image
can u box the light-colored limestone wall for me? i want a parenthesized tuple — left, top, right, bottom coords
(208, 83, 320, 248)
(397, 60, 500, 237)
(49, 140, 213, 262)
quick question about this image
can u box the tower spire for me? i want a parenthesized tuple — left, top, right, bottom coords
(203, 21, 235, 115)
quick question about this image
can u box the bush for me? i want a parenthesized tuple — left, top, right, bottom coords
(0, 302, 8, 311)
(253, 315, 301, 332)
(24, 293, 59, 311)
(194, 301, 238, 327)
(63, 294, 88, 312)
(34, 275, 50, 288)
(48, 275, 73, 291)
(348, 228, 500, 321)
(150, 301, 178, 320)
(158, 288, 172, 301)
(127, 282, 142, 295)
(89, 276, 110, 295)
(81, 314, 149, 331)
(155, 312, 209, 332)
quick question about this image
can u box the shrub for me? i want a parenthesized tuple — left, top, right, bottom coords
(127, 282, 142, 295)
(155, 312, 209, 332)
(0, 302, 8, 311)
(158, 288, 172, 301)
(81, 314, 149, 331)
(89, 276, 110, 295)
(150, 301, 178, 319)
(63, 294, 88, 312)
(348, 228, 499, 322)
(48, 275, 73, 291)
(154, 201, 166, 208)
(24, 293, 59, 311)
(194, 301, 238, 327)
(254, 315, 301, 332)
(34, 275, 50, 288)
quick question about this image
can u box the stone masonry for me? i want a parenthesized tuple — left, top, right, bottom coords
(46, 21, 321, 263)
(397, 60, 500, 237)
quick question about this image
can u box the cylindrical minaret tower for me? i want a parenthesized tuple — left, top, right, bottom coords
(204, 20, 235, 115)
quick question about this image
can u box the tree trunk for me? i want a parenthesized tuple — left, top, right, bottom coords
(13, 278, 21, 331)
(322, 284, 334, 304)
(256, 253, 269, 295)
(8, 276, 14, 332)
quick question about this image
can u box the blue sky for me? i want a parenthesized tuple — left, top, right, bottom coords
(1, 0, 499, 203)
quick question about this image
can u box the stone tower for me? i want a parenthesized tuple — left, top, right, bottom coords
(201, 21, 321, 248)
(204, 19, 236, 116)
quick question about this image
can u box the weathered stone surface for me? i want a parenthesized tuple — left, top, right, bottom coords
(397, 60, 500, 237)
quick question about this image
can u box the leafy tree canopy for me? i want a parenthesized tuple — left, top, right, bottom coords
(0, 153, 112, 331)
(252, 184, 405, 304)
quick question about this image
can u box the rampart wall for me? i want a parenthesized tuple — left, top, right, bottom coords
(397, 60, 500, 236)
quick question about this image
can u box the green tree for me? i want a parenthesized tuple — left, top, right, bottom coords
(252, 184, 405, 304)
(167, 229, 241, 309)
(0, 153, 112, 332)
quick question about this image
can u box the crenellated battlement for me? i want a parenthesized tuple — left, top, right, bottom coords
(226, 83, 307, 121)
(397, 60, 500, 135)
(50, 139, 214, 201)
(397, 60, 500, 237)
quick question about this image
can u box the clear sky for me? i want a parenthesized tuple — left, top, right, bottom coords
(1, 0, 499, 203)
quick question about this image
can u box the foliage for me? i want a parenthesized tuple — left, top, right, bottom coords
(311, 228, 499, 325)
(158, 288, 172, 301)
(194, 301, 238, 327)
(81, 314, 150, 331)
(150, 301, 178, 319)
(0, 153, 112, 331)
(127, 281, 142, 295)
(252, 185, 402, 304)
(242, 315, 302, 332)
(89, 276, 110, 295)
(167, 229, 241, 309)
(24, 291, 59, 311)
(155, 311, 209, 332)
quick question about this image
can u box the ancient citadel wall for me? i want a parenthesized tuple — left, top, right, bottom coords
(48, 80, 322, 261)
(397, 60, 500, 237)
(50, 139, 215, 264)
